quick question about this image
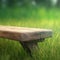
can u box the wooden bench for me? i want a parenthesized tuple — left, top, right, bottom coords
(0, 25, 52, 56)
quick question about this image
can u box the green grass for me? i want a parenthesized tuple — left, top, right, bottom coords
(0, 7, 60, 60)
(0, 7, 60, 19)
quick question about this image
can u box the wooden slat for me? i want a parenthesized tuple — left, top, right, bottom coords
(0, 25, 52, 42)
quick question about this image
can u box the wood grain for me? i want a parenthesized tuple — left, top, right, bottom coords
(0, 25, 52, 42)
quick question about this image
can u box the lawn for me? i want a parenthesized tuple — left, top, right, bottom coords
(0, 7, 60, 60)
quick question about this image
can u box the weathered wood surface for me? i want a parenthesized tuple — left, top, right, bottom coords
(0, 25, 52, 42)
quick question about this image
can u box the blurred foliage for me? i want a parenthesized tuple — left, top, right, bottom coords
(0, 0, 60, 8)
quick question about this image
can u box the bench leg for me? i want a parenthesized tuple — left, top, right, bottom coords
(20, 41, 39, 57)
(20, 39, 45, 57)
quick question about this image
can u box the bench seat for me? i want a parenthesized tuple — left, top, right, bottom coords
(0, 26, 52, 42)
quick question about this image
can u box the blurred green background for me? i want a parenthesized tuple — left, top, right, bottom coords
(0, 0, 60, 60)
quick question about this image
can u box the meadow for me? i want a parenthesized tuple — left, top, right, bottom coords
(0, 7, 60, 60)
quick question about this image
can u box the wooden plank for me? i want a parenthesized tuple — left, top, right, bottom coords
(0, 25, 52, 42)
